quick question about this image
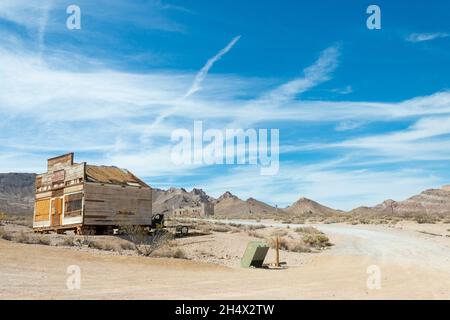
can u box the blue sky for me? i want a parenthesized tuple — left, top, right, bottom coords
(1, 0, 450, 210)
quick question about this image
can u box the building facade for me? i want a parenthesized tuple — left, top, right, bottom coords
(33, 153, 152, 234)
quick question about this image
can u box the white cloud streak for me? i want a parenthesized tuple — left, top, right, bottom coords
(185, 35, 241, 98)
(37, 1, 52, 56)
(406, 32, 449, 43)
(148, 35, 241, 130)
(263, 45, 340, 103)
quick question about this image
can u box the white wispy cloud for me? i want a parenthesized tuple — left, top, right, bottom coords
(406, 32, 449, 43)
(0, 0, 54, 57)
(263, 45, 340, 103)
(334, 116, 450, 161)
(292, 113, 450, 167)
(2, 45, 450, 168)
(0, 0, 50, 27)
(335, 120, 362, 131)
(0, 0, 186, 49)
(331, 85, 353, 95)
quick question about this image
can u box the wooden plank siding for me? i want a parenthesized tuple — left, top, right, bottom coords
(47, 153, 74, 172)
(34, 199, 50, 222)
(35, 163, 85, 194)
(83, 182, 152, 226)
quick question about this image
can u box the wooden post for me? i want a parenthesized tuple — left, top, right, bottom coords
(275, 236, 280, 267)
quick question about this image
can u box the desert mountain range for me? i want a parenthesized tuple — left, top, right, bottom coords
(351, 185, 450, 217)
(0, 173, 36, 215)
(1, 173, 450, 217)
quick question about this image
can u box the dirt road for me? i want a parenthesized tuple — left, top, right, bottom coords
(211, 219, 450, 271)
(1, 222, 450, 299)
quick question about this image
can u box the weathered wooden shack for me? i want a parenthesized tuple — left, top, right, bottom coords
(33, 153, 152, 234)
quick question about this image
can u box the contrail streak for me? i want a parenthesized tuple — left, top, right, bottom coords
(149, 35, 241, 130)
(184, 35, 241, 98)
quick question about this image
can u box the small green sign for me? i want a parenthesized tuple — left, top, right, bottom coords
(241, 241, 269, 268)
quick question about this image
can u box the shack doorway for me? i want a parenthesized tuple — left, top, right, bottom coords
(51, 197, 63, 227)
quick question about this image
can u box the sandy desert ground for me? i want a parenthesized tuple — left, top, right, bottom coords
(1, 220, 450, 299)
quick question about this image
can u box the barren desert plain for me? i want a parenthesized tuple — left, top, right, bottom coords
(1, 219, 449, 299)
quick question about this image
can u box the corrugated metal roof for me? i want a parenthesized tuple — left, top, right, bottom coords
(85, 165, 149, 188)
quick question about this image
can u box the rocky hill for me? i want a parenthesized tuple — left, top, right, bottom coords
(213, 191, 279, 216)
(0, 173, 36, 215)
(284, 197, 342, 216)
(152, 187, 215, 215)
(152, 189, 280, 217)
(362, 187, 450, 217)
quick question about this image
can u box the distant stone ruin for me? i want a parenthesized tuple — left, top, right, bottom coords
(172, 202, 214, 217)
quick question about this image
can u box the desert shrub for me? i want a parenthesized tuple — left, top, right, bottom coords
(246, 224, 266, 231)
(141, 232, 171, 256)
(383, 216, 396, 223)
(323, 216, 347, 224)
(247, 230, 264, 239)
(61, 236, 76, 246)
(271, 229, 288, 237)
(199, 225, 212, 233)
(357, 218, 371, 224)
(229, 223, 243, 228)
(302, 234, 332, 249)
(0, 227, 7, 240)
(211, 225, 231, 232)
(88, 240, 120, 252)
(7, 215, 33, 227)
(119, 241, 135, 250)
(15, 231, 33, 244)
(151, 247, 186, 259)
(266, 237, 315, 253)
(266, 237, 289, 250)
(0, 228, 13, 241)
(120, 225, 173, 256)
(170, 248, 186, 259)
(414, 214, 437, 224)
(287, 240, 312, 253)
(294, 226, 323, 234)
(293, 219, 306, 224)
(37, 236, 51, 245)
(81, 235, 92, 246)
